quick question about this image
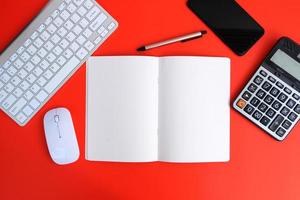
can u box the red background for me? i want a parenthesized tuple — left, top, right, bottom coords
(1, 0, 300, 199)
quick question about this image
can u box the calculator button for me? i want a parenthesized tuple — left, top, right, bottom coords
(258, 102, 268, 113)
(286, 99, 296, 109)
(292, 93, 300, 100)
(270, 87, 280, 97)
(236, 99, 246, 109)
(266, 108, 276, 118)
(276, 81, 284, 89)
(268, 76, 276, 83)
(252, 110, 263, 120)
(247, 83, 258, 93)
(250, 97, 260, 107)
(254, 75, 264, 85)
(262, 81, 272, 92)
(259, 70, 267, 77)
(284, 87, 292, 94)
(280, 106, 290, 116)
(244, 104, 255, 115)
(278, 93, 288, 103)
(288, 112, 297, 122)
(256, 89, 266, 99)
(264, 95, 274, 105)
(269, 114, 284, 132)
(282, 120, 292, 130)
(242, 91, 252, 101)
(294, 104, 300, 114)
(272, 100, 282, 111)
(276, 128, 286, 137)
(260, 116, 271, 126)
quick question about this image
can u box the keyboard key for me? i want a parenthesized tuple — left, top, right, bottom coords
(37, 24, 46, 33)
(45, 17, 52, 25)
(37, 77, 47, 87)
(236, 99, 246, 109)
(40, 60, 50, 70)
(54, 17, 64, 27)
(16, 113, 27, 123)
(13, 88, 23, 98)
(45, 56, 80, 93)
(258, 102, 268, 113)
(252, 110, 263, 120)
(284, 87, 292, 94)
(70, 42, 80, 52)
(86, 6, 100, 21)
(79, 18, 89, 28)
(270, 87, 280, 97)
(29, 98, 40, 109)
(286, 99, 296, 109)
(278, 93, 288, 103)
(90, 13, 107, 31)
(242, 91, 251, 101)
(68, 3, 77, 13)
(269, 114, 284, 132)
(84, 0, 93, 9)
(64, 20, 74, 30)
(76, 35, 86, 45)
(83, 28, 92, 38)
(59, 39, 69, 49)
(44, 70, 54, 80)
(94, 36, 102, 44)
(63, 49, 73, 59)
(71, 13, 81, 23)
(9, 97, 27, 116)
(36, 90, 48, 102)
(76, 47, 88, 59)
(23, 106, 34, 117)
(84, 41, 94, 51)
(3, 61, 11, 69)
(260, 116, 271, 126)
(288, 112, 297, 122)
(50, 63, 60, 73)
(24, 62, 35, 72)
(98, 26, 106, 34)
(276, 128, 286, 137)
(0, 90, 8, 103)
(0, 73, 10, 83)
(31, 32, 39, 40)
(294, 104, 300, 114)
(100, 29, 108, 37)
(73, 25, 83, 35)
(77, 6, 87, 16)
(11, 76, 21, 86)
(259, 70, 267, 77)
(33, 67, 43, 77)
(40, 31, 51, 41)
(57, 27, 68, 37)
(74, 0, 84, 6)
(282, 120, 292, 130)
(262, 81, 272, 91)
(27, 45, 37, 55)
(272, 100, 282, 111)
(38, 48, 47, 58)
(51, 34, 61, 44)
(20, 81, 30, 91)
(20, 52, 30, 62)
(7, 66, 17, 76)
(53, 46, 63, 55)
(31, 55, 41, 65)
(2, 94, 17, 109)
(26, 74, 37, 84)
(14, 59, 24, 69)
(256, 89, 266, 99)
(108, 22, 116, 30)
(24, 91, 34, 101)
(293, 93, 300, 100)
(280, 106, 290, 116)
(57, 56, 67, 65)
(244, 104, 254, 114)
(51, 9, 60, 19)
(46, 53, 56, 63)
(61, 10, 71, 20)
(58, 2, 66, 11)
(276, 81, 284, 89)
(66, 32, 76, 42)
(268, 76, 276, 83)
(4, 83, 14, 93)
(34, 38, 44, 48)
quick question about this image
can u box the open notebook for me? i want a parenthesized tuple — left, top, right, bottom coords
(86, 56, 230, 163)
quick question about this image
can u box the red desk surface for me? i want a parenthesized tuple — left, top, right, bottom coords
(1, 0, 300, 199)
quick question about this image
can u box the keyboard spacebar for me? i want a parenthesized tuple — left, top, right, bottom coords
(45, 56, 80, 94)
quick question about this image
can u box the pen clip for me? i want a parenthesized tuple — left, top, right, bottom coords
(181, 35, 202, 43)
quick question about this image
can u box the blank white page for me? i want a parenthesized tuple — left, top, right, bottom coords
(158, 56, 230, 162)
(86, 56, 159, 162)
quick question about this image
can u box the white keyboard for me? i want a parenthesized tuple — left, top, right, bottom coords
(0, 0, 118, 126)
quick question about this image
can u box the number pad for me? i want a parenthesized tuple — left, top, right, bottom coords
(234, 66, 300, 140)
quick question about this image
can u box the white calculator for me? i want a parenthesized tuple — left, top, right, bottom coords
(233, 37, 300, 140)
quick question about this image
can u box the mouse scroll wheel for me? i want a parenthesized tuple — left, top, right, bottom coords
(54, 115, 60, 123)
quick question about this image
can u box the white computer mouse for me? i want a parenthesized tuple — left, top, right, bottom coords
(43, 108, 79, 165)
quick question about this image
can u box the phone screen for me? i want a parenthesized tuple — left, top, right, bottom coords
(187, 0, 264, 56)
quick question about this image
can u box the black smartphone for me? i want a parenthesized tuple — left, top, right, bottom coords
(187, 0, 264, 56)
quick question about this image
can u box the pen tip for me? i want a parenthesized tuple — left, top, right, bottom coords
(201, 30, 207, 35)
(137, 47, 146, 52)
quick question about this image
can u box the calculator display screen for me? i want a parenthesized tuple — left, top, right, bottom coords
(271, 49, 300, 81)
